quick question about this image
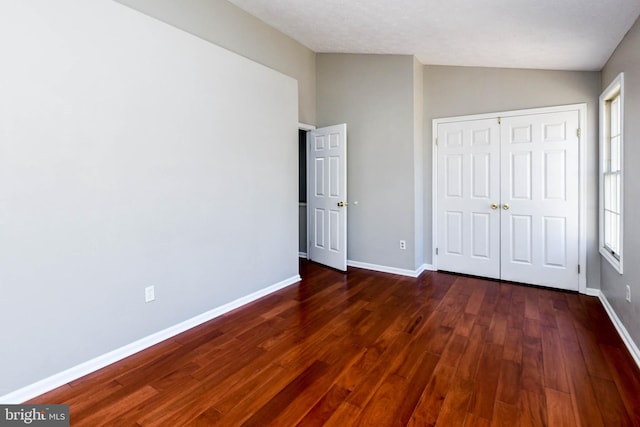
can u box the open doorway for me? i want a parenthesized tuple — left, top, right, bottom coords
(301, 123, 348, 271)
(298, 128, 309, 258)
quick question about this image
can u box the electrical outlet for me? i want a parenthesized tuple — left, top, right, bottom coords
(145, 285, 155, 303)
(626, 285, 631, 303)
(399, 240, 406, 250)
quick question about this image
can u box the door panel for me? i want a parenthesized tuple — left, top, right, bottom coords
(500, 111, 579, 290)
(472, 153, 491, 198)
(544, 151, 566, 200)
(543, 216, 567, 267)
(308, 124, 347, 271)
(446, 154, 463, 197)
(471, 212, 491, 258)
(445, 211, 463, 255)
(509, 214, 532, 264)
(315, 157, 326, 197)
(314, 208, 325, 248)
(510, 152, 532, 200)
(437, 119, 501, 279)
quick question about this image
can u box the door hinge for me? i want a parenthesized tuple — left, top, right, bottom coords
(435, 248, 439, 255)
(577, 128, 581, 137)
(435, 137, 438, 146)
(498, 117, 502, 125)
(578, 264, 581, 274)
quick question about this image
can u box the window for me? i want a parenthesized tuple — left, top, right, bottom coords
(600, 73, 624, 273)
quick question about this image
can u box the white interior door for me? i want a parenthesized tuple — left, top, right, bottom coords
(307, 124, 347, 271)
(500, 111, 579, 290)
(437, 118, 501, 279)
(435, 108, 581, 291)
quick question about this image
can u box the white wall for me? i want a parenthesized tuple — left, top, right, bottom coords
(423, 66, 602, 288)
(115, 0, 316, 125)
(0, 0, 298, 397)
(601, 15, 640, 348)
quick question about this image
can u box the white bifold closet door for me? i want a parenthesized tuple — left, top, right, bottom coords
(437, 110, 580, 291)
(437, 118, 502, 280)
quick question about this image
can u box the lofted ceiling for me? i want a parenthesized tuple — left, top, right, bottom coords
(226, 0, 640, 71)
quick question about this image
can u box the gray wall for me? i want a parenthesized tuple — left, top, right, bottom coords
(0, 0, 298, 397)
(413, 58, 425, 269)
(115, 0, 316, 125)
(423, 66, 602, 288)
(601, 16, 640, 347)
(317, 54, 420, 271)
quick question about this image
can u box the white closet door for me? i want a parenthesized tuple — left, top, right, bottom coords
(435, 108, 581, 291)
(437, 119, 501, 279)
(500, 111, 580, 290)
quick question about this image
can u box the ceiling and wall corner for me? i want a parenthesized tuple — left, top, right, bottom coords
(114, 0, 316, 124)
(219, 0, 639, 282)
(227, 0, 640, 71)
(115, 0, 640, 283)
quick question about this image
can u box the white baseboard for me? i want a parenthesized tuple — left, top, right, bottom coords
(420, 263, 436, 273)
(298, 252, 307, 258)
(0, 274, 301, 404)
(347, 260, 432, 278)
(585, 287, 601, 297)
(593, 289, 640, 370)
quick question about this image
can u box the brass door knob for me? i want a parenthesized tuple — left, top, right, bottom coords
(337, 201, 348, 207)
(491, 203, 498, 210)
(503, 204, 510, 210)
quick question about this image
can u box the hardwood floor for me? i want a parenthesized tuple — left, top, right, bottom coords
(30, 260, 640, 426)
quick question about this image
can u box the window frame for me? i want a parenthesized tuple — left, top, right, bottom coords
(599, 72, 624, 273)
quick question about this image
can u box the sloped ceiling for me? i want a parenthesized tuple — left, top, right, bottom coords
(227, 0, 640, 70)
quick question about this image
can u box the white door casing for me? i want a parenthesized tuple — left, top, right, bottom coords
(307, 124, 347, 271)
(434, 105, 584, 292)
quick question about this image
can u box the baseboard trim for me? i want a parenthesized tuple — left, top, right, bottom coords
(347, 260, 432, 278)
(0, 274, 301, 404)
(421, 264, 436, 273)
(585, 287, 601, 297)
(593, 289, 640, 370)
(298, 252, 307, 258)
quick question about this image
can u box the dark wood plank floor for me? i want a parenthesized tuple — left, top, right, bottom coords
(30, 260, 640, 426)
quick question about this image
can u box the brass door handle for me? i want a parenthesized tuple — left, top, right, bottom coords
(337, 201, 348, 207)
(503, 204, 510, 210)
(491, 203, 498, 210)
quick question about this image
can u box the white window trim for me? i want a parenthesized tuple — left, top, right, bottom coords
(599, 72, 624, 274)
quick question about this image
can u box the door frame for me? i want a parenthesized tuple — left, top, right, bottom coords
(299, 122, 316, 259)
(432, 103, 588, 293)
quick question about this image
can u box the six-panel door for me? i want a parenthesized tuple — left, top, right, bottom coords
(307, 124, 347, 271)
(500, 112, 579, 290)
(437, 118, 501, 279)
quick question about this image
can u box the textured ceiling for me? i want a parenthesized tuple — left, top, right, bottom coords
(226, 0, 640, 71)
